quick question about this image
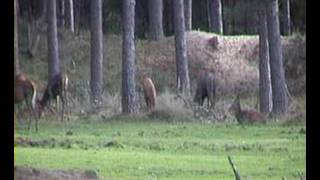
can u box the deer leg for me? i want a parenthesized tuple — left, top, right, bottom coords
(64, 92, 69, 120)
(60, 96, 65, 121)
(29, 105, 38, 132)
(56, 96, 60, 113)
(25, 100, 32, 131)
(16, 104, 23, 129)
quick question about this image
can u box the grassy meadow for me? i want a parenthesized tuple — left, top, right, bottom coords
(15, 28, 306, 179)
(14, 116, 306, 180)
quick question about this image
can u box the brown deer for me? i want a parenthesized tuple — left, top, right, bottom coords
(142, 77, 157, 111)
(14, 74, 38, 131)
(194, 70, 216, 109)
(229, 95, 266, 125)
(38, 73, 69, 121)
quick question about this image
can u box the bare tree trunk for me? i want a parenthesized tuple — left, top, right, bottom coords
(184, 0, 192, 31)
(47, 0, 61, 80)
(173, 0, 190, 96)
(74, 0, 81, 34)
(244, 0, 249, 34)
(14, 0, 20, 76)
(90, 0, 104, 107)
(281, 0, 291, 35)
(69, 0, 74, 32)
(147, 0, 164, 40)
(61, 0, 65, 28)
(207, 0, 223, 34)
(163, 0, 174, 36)
(258, 4, 272, 115)
(266, 0, 288, 116)
(122, 0, 139, 113)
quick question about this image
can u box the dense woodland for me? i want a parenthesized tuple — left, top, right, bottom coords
(16, 0, 305, 36)
(14, 0, 306, 123)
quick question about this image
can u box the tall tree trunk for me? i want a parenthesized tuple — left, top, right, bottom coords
(61, 0, 65, 28)
(281, 0, 291, 35)
(163, 0, 174, 36)
(47, 0, 60, 80)
(231, 0, 236, 34)
(258, 4, 272, 115)
(90, 0, 104, 107)
(147, 0, 164, 40)
(244, 0, 249, 34)
(122, 0, 139, 113)
(69, 0, 74, 32)
(14, 0, 20, 76)
(207, 0, 223, 34)
(173, 0, 190, 95)
(266, 0, 288, 116)
(135, 0, 148, 38)
(184, 0, 192, 31)
(74, 0, 81, 34)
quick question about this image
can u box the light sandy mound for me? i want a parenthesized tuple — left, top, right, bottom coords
(139, 31, 305, 96)
(140, 31, 260, 95)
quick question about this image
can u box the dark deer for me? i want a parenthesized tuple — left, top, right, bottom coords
(38, 73, 69, 121)
(14, 74, 38, 131)
(142, 77, 157, 111)
(229, 95, 266, 125)
(194, 70, 216, 109)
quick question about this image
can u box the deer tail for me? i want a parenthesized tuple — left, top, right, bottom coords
(31, 81, 37, 109)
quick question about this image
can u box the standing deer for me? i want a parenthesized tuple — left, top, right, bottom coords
(194, 70, 216, 109)
(142, 77, 157, 111)
(14, 74, 38, 131)
(38, 73, 69, 121)
(229, 95, 266, 124)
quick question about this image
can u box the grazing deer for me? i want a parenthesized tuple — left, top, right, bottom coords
(14, 74, 38, 131)
(142, 77, 157, 111)
(229, 95, 266, 124)
(38, 73, 69, 121)
(194, 70, 216, 109)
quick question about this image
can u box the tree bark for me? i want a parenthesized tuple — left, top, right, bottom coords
(266, 0, 288, 116)
(69, 0, 74, 32)
(122, 0, 139, 113)
(90, 0, 104, 107)
(173, 0, 190, 95)
(207, 0, 223, 34)
(163, 0, 174, 36)
(184, 0, 192, 31)
(61, 0, 65, 28)
(258, 4, 272, 115)
(281, 0, 291, 35)
(47, 0, 60, 80)
(14, 0, 20, 75)
(74, 0, 81, 34)
(147, 0, 164, 40)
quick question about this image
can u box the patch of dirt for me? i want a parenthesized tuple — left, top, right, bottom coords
(14, 166, 99, 180)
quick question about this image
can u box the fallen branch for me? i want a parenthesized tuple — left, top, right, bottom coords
(228, 155, 242, 180)
(298, 172, 305, 180)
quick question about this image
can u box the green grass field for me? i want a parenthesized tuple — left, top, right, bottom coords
(14, 117, 306, 180)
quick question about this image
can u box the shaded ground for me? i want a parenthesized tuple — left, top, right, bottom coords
(14, 166, 99, 180)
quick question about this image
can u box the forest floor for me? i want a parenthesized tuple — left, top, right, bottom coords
(15, 29, 306, 179)
(20, 30, 305, 96)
